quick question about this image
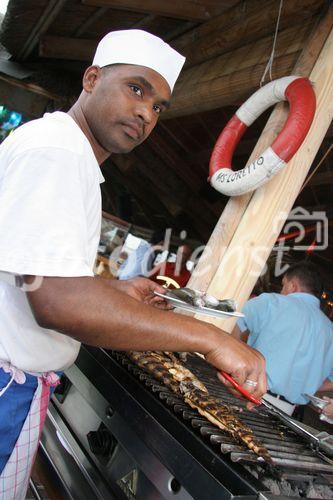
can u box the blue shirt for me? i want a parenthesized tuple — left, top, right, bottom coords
(237, 292, 333, 404)
(118, 240, 154, 280)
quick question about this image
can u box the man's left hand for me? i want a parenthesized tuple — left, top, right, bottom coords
(112, 277, 172, 309)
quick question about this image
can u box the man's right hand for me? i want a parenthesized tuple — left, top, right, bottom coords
(205, 334, 267, 401)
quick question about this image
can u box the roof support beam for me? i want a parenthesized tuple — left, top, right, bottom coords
(0, 73, 63, 102)
(81, 0, 211, 21)
(74, 6, 110, 37)
(0, 78, 50, 118)
(18, 0, 68, 61)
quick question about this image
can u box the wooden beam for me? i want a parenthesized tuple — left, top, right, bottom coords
(81, 0, 211, 21)
(176, 19, 312, 89)
(75, 6, 110, 37)
(0, 78, 49, 118)
(18, 0, 68, 61)
(131, 13, 156, 29)
(191, 10, 333, 332)
(164, 21, 198, 43)
(174, 0, 265, 51)
(173, 0, 324, 67)
(164, 18, 314, 118)
(0, 72, 65, 103)
(39, 35, 97, 61)
(199, 0, 239, 17)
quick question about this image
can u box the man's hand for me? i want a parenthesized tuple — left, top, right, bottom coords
(205, 335, 267, 402)
(111, 277, 172, 309)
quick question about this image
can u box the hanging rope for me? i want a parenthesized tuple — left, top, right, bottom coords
(260, 0, 284, 86)
(301, 142, 333, 191)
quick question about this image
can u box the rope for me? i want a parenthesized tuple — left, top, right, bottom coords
(301, 142, 333, 191)
(260, 0, 284, 86)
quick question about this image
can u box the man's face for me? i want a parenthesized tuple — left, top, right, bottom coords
(82, 64, 171, 154)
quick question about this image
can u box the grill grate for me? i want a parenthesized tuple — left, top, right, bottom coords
(113, 352, 333, 488)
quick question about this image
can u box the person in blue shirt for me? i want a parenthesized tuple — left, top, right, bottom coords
(233, 261, 333, 415)
(118, 230, 165, 280)
(117, 239, 152, 280)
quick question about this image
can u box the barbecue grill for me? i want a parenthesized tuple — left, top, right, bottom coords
(40, 346, 333, 499)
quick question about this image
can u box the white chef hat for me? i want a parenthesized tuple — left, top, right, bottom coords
(93, 29, 185, 92)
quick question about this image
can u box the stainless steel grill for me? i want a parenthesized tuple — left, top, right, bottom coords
(115, 351, 333, 491)
(41, 346, 333, 499)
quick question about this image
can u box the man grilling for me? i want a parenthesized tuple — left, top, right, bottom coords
(0, 29, 266, 497)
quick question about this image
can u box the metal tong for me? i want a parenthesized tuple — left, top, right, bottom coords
(221, 371, 333, 460)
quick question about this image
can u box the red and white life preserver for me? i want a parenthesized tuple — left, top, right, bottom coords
(209, 76, 316, 196)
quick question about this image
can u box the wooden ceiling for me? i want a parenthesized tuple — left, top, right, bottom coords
(0, 0, 332, 278)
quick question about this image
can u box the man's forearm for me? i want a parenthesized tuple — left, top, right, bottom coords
(25, 275, 268, 399)
(25, 275, 222, 355)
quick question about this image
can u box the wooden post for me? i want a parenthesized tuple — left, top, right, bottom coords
(184, 6, 333, 331)
(194, 21, 333, 332)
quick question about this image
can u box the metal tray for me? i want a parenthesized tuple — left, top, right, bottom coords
(154, 291, 244, 319)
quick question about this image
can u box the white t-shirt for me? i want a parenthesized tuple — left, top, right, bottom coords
(0, 112, 104, 372)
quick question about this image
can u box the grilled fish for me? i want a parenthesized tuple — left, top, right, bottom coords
(180, 382, 272, 463)
(126, 351, 272, 463)
(127, 351, 207, 394)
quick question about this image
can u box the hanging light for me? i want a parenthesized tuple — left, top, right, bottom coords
(2, 111, 22, 130)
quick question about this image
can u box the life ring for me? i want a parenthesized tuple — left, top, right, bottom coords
(209, 76, 316, 196)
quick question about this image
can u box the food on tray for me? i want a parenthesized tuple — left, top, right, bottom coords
(167, 288, 236, 312)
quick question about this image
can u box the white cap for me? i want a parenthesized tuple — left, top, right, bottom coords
(93, 29, 186, 92)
